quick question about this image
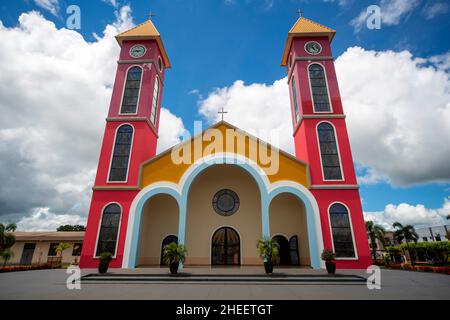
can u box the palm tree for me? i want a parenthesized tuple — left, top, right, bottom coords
(54, 243, 71, 262)
(392, 222, 418, 266)
(1, 248, 13, 267)
(366, 221, 385, 263)
(0, 223, 17, 254)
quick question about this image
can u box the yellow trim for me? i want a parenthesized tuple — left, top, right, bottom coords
(140, 121, 309, 188)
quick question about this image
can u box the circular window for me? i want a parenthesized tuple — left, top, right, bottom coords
(157, 56, 163, 72)
(212, 189, 240, 216)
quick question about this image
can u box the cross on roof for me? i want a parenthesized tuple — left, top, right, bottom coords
(218, 107, 228, 121)
(296, 8, 304, 18)
(147, 11, 156, 20)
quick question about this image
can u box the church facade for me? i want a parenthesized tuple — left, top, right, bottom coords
(79, 17, 371, 270)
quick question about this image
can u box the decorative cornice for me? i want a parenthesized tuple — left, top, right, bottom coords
(118, 59, 154, 64)
(310, 184, 359, 190)
(296, 56, 334, 61)
(303, 114, 346, 119)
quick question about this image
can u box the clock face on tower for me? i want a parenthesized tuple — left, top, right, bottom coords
(304, 41, 322, 55)
(129, 44, 147, 58)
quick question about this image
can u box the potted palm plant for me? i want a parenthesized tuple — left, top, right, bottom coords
(321, 249, 336, 274)
(98, 252, 113, 274)
(257, 238, 279, 275)
(162, 242, 186, 275)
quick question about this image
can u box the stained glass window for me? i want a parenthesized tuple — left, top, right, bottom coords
(109, 125, 133, 182)
(120, 66, 142, 114)
(309, 64, 331, 112)
(318, 122, 342, 180)
(96, 203, 121, 256)
(329, 203, 355, 258)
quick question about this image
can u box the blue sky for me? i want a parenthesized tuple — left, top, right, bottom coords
(0, 0, 449, 230)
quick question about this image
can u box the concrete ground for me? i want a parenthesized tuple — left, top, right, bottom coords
(0, 267, 449, 300)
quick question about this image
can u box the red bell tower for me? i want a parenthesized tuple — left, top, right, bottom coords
(282, 17, 371, 268)
(80, 20, 170, 268)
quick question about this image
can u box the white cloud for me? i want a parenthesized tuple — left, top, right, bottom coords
(422, 2, 449, 19)
(364, 197, 450, 229)
(430, 51, 450, 72)
(16, 208, 86, 231)
(197, 47, 450, 186)
(157, 108, 189, 154)
(34, 0, 60, 16)
(351, 0, 420, 32)
(336, 47, 450, 185)
(198, 79, 294, 153)
(0, 7, 185, 230)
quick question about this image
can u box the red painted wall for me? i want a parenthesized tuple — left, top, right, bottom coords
(288, 34, 372, 269)
(93, 121, 157, 187)
(312, 189, 372, 269)
(80, 38, 165, 268)
(80, 190, 138, 268)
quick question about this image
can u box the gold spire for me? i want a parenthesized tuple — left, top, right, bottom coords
(116, 20, 171, 68)
(281, 17, 336, 66)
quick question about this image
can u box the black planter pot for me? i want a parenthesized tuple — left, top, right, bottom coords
(264, 261, 274, 274)
(325, 260, 336, 274)
(169, 262, 179, 274)
(98, 261, 110, 274)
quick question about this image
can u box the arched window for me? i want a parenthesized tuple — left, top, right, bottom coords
(108, 125, 133, 182)
(317, 122, 342, 180)
(291, 77, 300, 123)
(150, 76, 160, 125)
(309, 64, 331, 112)
(120, 66, 142, 114)
(329, 203, 355, 258)
(96, 203, 121, 256)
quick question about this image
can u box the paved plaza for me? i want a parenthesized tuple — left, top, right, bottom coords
(0, 267, 449, 300)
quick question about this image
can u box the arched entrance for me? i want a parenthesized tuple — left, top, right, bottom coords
(211, 227, 240, 266)
(136, 193, 179, 266)
(186, 164, 261, 266)
(272, 235, 300, 266)
(272, 235, 290, 265)
(269, 192, 311, 266)
(160, 235, 178, 266)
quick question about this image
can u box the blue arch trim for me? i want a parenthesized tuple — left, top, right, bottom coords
(128, 187, 180, 268)
(268, 187, 321, 269)
(126, 154, 321, 269)
(179, 155, 270, 244)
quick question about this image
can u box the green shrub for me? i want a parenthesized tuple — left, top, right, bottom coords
(321, 249, 336, 261)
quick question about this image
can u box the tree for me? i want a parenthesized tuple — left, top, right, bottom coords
(0, 223, 17, 255)
(56, 225, 86, 232)
(54, 243, 71, 258)
(447, 214, 450, 220)
(393, 222, 419, 266)
(366, 221, 385, 263)
(1, 248, 13, 267)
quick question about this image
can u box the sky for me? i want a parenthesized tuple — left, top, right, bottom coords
(0, 0, 449, 231)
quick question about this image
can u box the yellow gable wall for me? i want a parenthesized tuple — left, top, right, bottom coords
(140, 123, 310, 188)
